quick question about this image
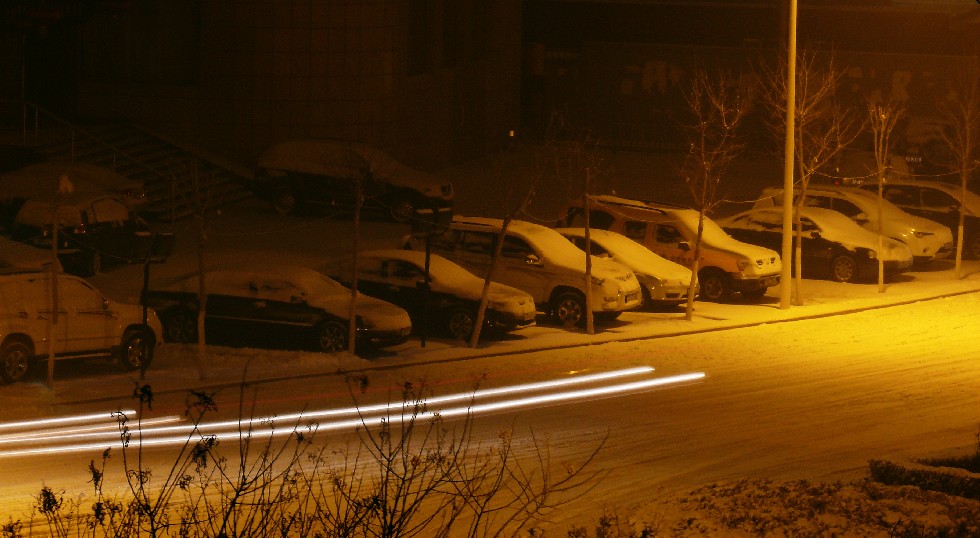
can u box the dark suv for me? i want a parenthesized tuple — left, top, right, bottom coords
(4, 193, 172, 277)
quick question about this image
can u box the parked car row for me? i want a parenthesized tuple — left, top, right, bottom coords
(1, 145, 968, 385)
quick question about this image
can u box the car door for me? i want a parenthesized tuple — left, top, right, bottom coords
(495, 234, 553, 303)
(243, 275, 322, 343)
(58, 276, 114, 353)
(881, 185, 955, 230)
(452, 230, 496, 278)
(649, 222, 695, 268)
(798, 216, 837, 274)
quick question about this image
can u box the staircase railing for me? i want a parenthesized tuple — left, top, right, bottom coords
(0, 99, 249, 222)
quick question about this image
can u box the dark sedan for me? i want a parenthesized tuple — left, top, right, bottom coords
(143, 265, 412, 352)
(718, 207, 914, 283)
(331, 249, 536, 340)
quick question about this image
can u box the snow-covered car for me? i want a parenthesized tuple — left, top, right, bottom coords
(331, 249, 537, 340)
(4, 192, 173, 277)
(142, 265, 412, 353)
(403, 216, 643, 326)
(251, 139, 454, 221)
(561, 195, 781, 302)
(0, 236, 62, 272)
(754, 185, 954, 264)
(555, 227, 696, 307)
(718, 206, 914, 283)
(0, 162, 146, 208)
(855, 179, 980, 259)
(0, 268, 161, 383)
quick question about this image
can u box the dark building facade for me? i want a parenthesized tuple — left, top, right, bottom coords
(1, 0, 523, 170)
(521, 0, 980, 150)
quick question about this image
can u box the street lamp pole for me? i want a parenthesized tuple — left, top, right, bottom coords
(780, 0, 798, 309)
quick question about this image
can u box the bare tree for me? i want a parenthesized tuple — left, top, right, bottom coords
(868, 99, 905, 292)
(759, 48, 861, 304)
(468, 156, 541, 347)
(24, 378, 605, 538)
(679, 66, 750, 319)
(546, 113, 608, 335)
(935, 63, 980, 279)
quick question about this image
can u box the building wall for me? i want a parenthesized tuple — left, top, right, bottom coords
(71, 0, 522, 170)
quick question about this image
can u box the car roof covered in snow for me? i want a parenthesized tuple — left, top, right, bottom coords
(256, 139, 448, 193)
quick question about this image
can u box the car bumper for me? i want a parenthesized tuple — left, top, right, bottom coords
(356, 326, 412, 348)
(731, 272, 781, 293)
(595, 286, 644, 313)
(485, 308, 537, 332)
(645, 283, 695, 305)
(913, 241, 955, 264)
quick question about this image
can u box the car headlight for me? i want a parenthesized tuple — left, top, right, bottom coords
(736, 258, 755, 272)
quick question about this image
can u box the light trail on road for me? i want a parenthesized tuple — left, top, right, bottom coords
(0, 367, 704, 459)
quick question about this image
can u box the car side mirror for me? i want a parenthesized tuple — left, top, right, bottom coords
(525, 253, 541, 265)
(678, 241, 690, 252)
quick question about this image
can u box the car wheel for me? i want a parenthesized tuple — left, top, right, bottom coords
(272, 188, 298, 215)
(552, 291, 586, 327)
(389, 196, 416, 223)
(830, 255, 858, 283)
(447, 307, 476, 340)
(118, 329, 153, 372)
(965, 233, 980, 260)
(0, 341, 31, 384)
(317, 321, 348, 353)
(698, 269, 731, 302)
(162, 308, 198, 343)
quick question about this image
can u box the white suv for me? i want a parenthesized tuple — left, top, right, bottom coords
(0, 269, 163, 383)
(403, 216, 643, 326)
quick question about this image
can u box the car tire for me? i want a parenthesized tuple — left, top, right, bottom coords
(447, 306, 476, 340)
(118, 329, 153, 372)
(272, 188, 298, 215)
(317, 320, 348, 353)
(965, 233, 980, 260)
(389, 196, 416, 223)
(162, 308, 198, 343)
(0, 341, 31, 384)
(698, 269, 731, 302)
(552, 291, 586, 327)
(830, 255, 858, 283)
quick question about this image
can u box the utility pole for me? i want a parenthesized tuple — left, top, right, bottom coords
(779, 0, 798, 310)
